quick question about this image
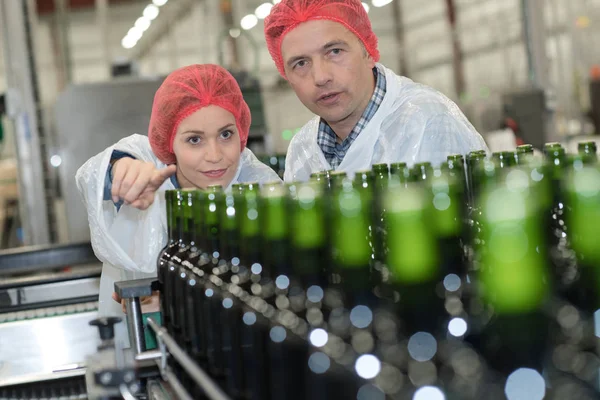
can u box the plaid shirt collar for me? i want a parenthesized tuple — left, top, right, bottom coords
(316, 65, 387, 169)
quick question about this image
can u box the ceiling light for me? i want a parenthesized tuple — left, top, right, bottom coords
(255, 2, 273, 19)
(128, 26, 143, 41)
(143, 4, 159, 20)
(135, 17, 151, 32)
(241, 14, 258, 30)
(153, 0, 168, 6)
(362, 2, 370, 12)
(229, 28, 241, 38)
(121, 36, 137, 49)
(371, 0, 393, 7)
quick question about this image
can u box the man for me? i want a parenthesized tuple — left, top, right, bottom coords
(264, 0, 489, 182)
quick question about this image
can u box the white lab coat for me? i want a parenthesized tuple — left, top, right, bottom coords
(284, 64, 489, 182)
(75, 134, 280, 346)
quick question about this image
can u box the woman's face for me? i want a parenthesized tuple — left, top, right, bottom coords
(172, 105, 242, 190)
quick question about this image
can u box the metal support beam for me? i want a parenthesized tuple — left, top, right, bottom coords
(95, 0, 111, 78)
(521, 0, 556, 140)
(445, 0, 466, 98)
(0, 0, 52, 245)
(55, 0, 72, 84)
(219, 0, 240, 70)
(392, 0, 409, 77)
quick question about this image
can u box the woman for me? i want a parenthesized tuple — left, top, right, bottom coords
(76, 64, 280, 345)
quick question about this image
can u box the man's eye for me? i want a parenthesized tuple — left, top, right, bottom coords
(330, 48, 342, 55)
(294, 60, 307, 69)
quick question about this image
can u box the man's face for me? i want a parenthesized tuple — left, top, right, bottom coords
(281, 20, 376, 126)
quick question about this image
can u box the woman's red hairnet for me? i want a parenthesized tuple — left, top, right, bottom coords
(264, 0, 380, 78)
(148, 64, 250, 165)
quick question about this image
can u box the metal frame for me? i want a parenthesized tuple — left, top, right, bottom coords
(146, 317, 232, 400)
(0, 242, 98, 275)
(0, 0, 53, 245)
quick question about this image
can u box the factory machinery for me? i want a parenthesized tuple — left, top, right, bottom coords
(3, 142, 600, 399)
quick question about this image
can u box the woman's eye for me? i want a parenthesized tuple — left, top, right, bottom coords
(221, 130, 234, 139)
(187, 136, 201, 145)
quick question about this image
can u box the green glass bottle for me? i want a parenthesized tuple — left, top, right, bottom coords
(310, 170, 333, 190)
(430, 168, 467, 277)
(564, 166, 600, 313)
(385, 184, 444, 334)
(578, 141, 597, 163)
(467, 152, 488, 207)
(545, 145, 567, 248)
(389, 162, 411, 186)
(329, 170, 348, 191)
(411, 162, 434, 183)
(543, 142, 563, 158)
(516, 144, 535, 166)
(445, 155, 468, 200)
(290, 182, 329, 289)
(372, 164, 390, 266)
(331, 178, 374, 307)
(158, 190, 177, 334)
(492, 151, 517, 168)
(235, 182, 261, 288)
(176, 190, 206, 355)
(260, 182, 290, 282)
(169, 189, 201, 343)
(204, 185, 223, 260)
(474, 173, 549, 374)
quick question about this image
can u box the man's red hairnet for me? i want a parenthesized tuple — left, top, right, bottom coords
(148, 64, 250, 165)
(264, 0, 380, 78)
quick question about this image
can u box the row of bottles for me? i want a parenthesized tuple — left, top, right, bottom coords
(155, 141, 600, 400)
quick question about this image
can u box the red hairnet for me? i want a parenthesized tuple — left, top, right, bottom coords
(264, 0, 380, 78)
(148, 64, 250, 165)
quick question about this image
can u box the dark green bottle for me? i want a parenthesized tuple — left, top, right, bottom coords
(372, 164, 390, 267)
(158, 190, 176, 331)
(236, 182, 261, 288)
(430, 168, 467, 277)
(543, 142, 563, 157)
(545, 145, 567, 248)
(516, 144, 534, 166)
(330, 178, 374, 308)
(578, 141, 597, 162)
(289, 182, 329, 290)
(329, 171, 348, 191)
(466, 152, 487, 207)
(411, 162, 433, 183)
(176, 190, 209, 366)
(474, 175, 549, 374)
(389, 162, 411, 186)
(445, 154, 468, 199)
(260, 182, 290, 282)
(492, 151, 517, 168)
(310, 170, 333, 190)
(564, 166, 600, 313)
(165, 190, 189, 340)
(204, 185, 223, 260)
(385, 184, 444, 334)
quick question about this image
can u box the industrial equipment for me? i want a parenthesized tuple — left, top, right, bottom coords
(0, 242, 102, 399)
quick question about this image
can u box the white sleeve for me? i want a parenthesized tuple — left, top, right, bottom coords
(75, 134, 171, 274)
(237, 148, 283, 185)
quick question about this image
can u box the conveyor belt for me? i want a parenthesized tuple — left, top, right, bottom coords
(0, 373, 87, 400)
